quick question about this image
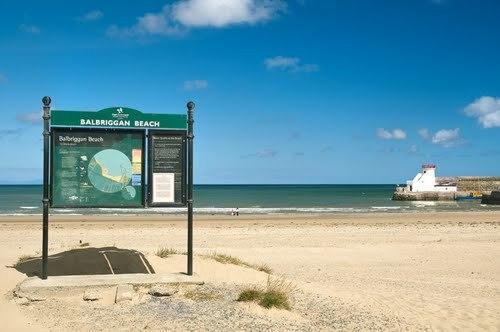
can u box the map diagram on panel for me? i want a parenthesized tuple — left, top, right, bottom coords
(87, 149, 134, 198)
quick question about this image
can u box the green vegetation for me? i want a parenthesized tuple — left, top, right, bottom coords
(237, 277, 294, 310)
(183, 289, 221, 301)
(237, 288, 262, 302)
(259, 290, 291, 310)
(205, 252, 273, 274)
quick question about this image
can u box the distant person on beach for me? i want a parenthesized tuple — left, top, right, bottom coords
(235, 207, 239, 216)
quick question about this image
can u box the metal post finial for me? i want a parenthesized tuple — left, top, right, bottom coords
(42, 96, 51, 107)
(187, 101, 195, 112)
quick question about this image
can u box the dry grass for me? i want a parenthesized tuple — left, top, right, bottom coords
(254, 263, 273, 274)
(79, 242, 90, 247)
(156, 247, 185, 258)
(205, 252, 273, 274)
(208, 253, 245, 265)
(14, 254, 36, 266)
(237, 277, 294, 310)
(183, 289, 221, 301)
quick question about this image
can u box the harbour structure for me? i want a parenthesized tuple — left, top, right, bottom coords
(403, 164, 457, 193)
(393, 164, 500, 201)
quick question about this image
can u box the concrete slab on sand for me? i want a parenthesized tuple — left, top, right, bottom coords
(18, 273, 203, 291)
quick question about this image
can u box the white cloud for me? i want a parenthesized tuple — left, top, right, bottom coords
(255, 149, 278, 158)
(464, 96, 500, 128)
(16, 111, 42, 124)
(243, 149, 278, 158)
(19, 24, 40, 34)
(320, 145, 332, 153)
(107, 7, 182, 37)
(172, 0, 285, 27)
(265, 56, 298, 69)
(184, 79, 208, 90)
(264, 56, 319, 73)
(408, 144, 418, 154)
(431, 128, 463, 147)
(376, 128, 407, 140)
(108, 0, 285, 37)
(78, 10, 103, 22)
(0, 129, 22, 139)
(418, 128, 430, 139)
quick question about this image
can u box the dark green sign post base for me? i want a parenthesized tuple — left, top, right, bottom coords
(40, 97, 195, 279)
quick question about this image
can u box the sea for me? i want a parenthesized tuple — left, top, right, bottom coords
(1, 184, 497, 216)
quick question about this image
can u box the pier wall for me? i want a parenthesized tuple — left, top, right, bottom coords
(393, 176, 500, 201)
(392, 191, 456, 201)
(455, 177, 500, 193)
(436, 176, 500, 193)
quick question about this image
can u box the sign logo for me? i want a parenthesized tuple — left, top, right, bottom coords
(112, 107, 129, 120)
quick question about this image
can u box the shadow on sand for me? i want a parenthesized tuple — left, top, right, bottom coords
(14, 246, 155, 277)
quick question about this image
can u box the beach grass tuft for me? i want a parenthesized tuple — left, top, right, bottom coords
(156, 247, 182, 258)
(208, 252, 245, 265)
(255, 263, 273, 274)
(184, 289, 221, 301)
(15, 254, 36, 266)
(237, 277, 294, 310)
(79, 242, 90, 247)
(237, 288, 262, 302)
(205, 252, 273, 274)
(258, 289, 291, 310)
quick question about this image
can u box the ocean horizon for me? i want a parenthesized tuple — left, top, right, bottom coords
(1, 184, 495, 216)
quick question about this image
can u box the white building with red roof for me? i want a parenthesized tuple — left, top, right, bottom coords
(405, 164, 457, 193)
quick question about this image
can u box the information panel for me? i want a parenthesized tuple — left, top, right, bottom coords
(148, 131, 186, 206)
(51, 129, 144, 207)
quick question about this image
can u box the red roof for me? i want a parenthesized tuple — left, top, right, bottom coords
(422, 164, 436, 169)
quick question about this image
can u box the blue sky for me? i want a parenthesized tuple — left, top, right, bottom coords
(1, 0, 499, 184)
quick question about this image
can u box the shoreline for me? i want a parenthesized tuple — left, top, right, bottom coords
(1, 210, 499, 225)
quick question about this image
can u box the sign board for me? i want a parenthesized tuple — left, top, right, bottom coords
(51, 128, 145, 208)
(51, 107, 187, 130)
(148, 131, 187, 206)
(40, 97, 195, 279)
(49, 107, 188, 208)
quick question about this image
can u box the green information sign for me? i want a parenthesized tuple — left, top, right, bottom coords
(51, 107, 187, 130)
(39, 97, 196, 279)
(51, 128, 145, 208)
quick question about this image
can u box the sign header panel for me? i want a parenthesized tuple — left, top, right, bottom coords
(51, 128, 145, 208)
(51, 107, 187, 130)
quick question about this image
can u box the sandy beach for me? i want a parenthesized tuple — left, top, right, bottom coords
(1, 211, 499, 330)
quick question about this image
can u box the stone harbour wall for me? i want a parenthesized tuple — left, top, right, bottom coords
(455, 177, 500, 193)
(392, 191, 457, 201)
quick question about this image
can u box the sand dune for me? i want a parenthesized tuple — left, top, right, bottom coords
(0, 211, 499, 330)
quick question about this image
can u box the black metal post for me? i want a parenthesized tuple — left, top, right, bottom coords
(41, 96, 51, 279)
(186, 101, 195, 276)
